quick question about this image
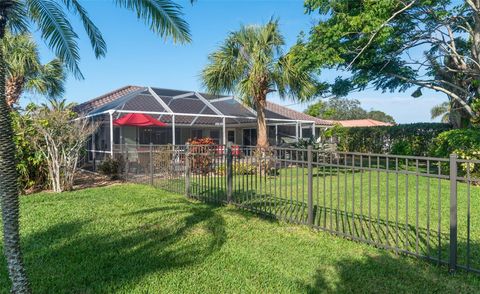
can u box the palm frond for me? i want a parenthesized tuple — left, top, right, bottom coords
(62, 0, 107, 58)
(201, 35, 246, 95)
(275, 53, 317, 102)
(430, 101, 449, 119)
(114, 0, 191, 43)
(4, 0, 29, 34)
(202, 19, 316, 105)
(2, 31, 41, 77)
(25, 58, 65, 98)
(26, 0, 82, 78)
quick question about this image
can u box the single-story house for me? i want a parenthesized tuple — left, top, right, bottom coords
(74, 86, 333, 156)
(333, 119, 393, 127)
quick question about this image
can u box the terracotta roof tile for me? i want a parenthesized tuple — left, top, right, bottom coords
(73, 85, 143, 114)
(266, 101, 333, 126)
(334, 119, 393, 127)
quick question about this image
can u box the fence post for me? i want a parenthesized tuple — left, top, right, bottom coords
(307, 145, 314, 226)
(185, 143, 191, 197)
(124, 144, 128, 179)
(149, 143, 154, 186)
(449, 153, 458, 272)
(226, 143, 233, 203)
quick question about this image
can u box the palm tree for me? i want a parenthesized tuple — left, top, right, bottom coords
(201, 20, 317, 148)
(430, 101, 462, 127)
(0, 1, 191, 292)
(431, 101, 450, 123)
(41, 97, 76, 111)
(3, 31, 65, 107)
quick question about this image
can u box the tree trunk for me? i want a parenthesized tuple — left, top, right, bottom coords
(6, 75, 25, 107)
(0, 12, 31, 293)
(255, 95, 269, 148)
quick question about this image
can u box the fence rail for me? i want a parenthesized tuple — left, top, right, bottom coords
(99, 143, 480, 274)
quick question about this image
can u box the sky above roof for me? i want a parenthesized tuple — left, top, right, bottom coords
(30, 0, 447, 124)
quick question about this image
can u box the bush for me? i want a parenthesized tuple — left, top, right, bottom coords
(431, 128, 480, 178)
(12, 109, 48, 193)
(98, 156, 125, 180)
(216, 162, 257, 176)
(188, 137, 216, 174)
(431, 128, 480, 157)
(322, 123, 451, 156)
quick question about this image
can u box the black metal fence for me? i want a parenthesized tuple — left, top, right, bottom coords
(107, 143, 480, 274)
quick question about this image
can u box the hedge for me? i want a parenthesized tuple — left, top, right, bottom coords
(322, 123, 452, 156)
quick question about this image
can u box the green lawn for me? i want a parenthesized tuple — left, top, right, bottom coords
(1, 184, 479, 293)
(176, 165, 480, 270)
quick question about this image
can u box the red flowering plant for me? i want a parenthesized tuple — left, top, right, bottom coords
(187, 137, 216, 174)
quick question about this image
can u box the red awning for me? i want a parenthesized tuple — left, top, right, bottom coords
(113, 113, 167, 127)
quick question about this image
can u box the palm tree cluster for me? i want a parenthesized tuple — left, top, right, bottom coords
(0, 1, 191, 292)
(202, 19, 317, 148)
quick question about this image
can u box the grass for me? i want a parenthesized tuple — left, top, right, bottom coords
(156, 165, 480, 270)
(1, 184, 479, 293)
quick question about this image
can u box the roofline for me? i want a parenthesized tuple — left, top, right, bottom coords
(81, 109, 316, 124)
(266, 101, 334, 126)
(74, 85, 142, 110)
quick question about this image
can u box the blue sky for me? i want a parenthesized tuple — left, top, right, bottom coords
(31, 0, 447, 124)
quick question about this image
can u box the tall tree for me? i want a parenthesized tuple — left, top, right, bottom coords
(305, 97, 367, 120)
(293, 0, 480, 128)
(367, 110, 396, 124)
(3, 31, 65, 107)
(202, 19, 317, 148)
(304, 97, 396, 123)
(0, 1, 191, 292)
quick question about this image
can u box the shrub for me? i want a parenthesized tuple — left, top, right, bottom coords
(216, 162, 257, 176)
(322, 123, 451, 156)
(431, 128, 480, 157)
(12, 110, 48, 192)
(431, 128, 480, 178)
(98, 156, 125, 180)
(188, 137, 216, 174)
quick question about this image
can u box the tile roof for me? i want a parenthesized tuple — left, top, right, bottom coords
(74, 85, 334, 126)
(73, 85, 143, 114)
(266, 101, 334, 126)
(334, 119, 394, 127)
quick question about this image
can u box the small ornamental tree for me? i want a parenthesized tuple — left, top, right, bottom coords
(28, 100, 96, 192)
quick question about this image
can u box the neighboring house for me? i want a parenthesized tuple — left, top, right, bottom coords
(333, 119, 394, 127)
(74, 86, 333, 156)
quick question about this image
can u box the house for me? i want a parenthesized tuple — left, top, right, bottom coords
(333, 119, 394, 127)
(74, 86, 333, 156)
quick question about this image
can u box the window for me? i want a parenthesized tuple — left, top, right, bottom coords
(210, 130, 220, 144)
(302, 128, 313, 139)
(191, 129, 203, 140)
(243, 128, 257, 146)
(227, 130, 235, 143)
(139, 127, 153, 144)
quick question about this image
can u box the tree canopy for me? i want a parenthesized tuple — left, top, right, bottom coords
(292, 0, 480, 128)
(305, 97, 396, 123)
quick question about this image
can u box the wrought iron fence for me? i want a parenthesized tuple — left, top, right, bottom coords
(103, 143, 480, 274)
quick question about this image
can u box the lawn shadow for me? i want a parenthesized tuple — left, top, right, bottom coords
(297, 250, 480, 294)
(4, 198, 227, 293)
(188, 185, 480, 273)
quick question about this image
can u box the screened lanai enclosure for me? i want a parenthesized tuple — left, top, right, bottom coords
(82, 87, 319, 163)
